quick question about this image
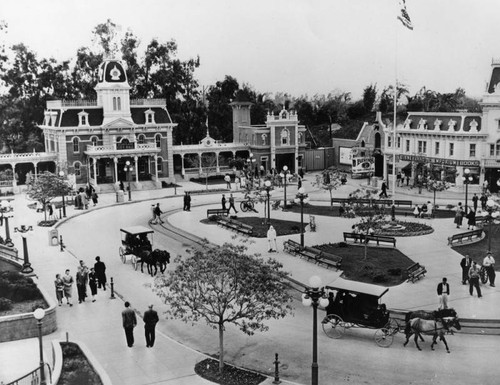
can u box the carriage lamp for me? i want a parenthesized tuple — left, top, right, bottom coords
(280, 166, 289, 211)
(33, 308, 47, 385)
(486, 199, 499, 252)
(295, 187, 310, 247)
(15, 225, 34, 274)
(0, 200, 13, 244)
(302, 275, 329, 385)
(263, 180, 272, 224)
(124, 161, 132, 201)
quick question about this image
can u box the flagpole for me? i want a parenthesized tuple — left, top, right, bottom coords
(392, 5, 399, 207)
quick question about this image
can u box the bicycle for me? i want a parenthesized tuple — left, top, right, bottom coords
(240, 196, 257, 213)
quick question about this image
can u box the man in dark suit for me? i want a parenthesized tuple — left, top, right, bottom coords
(122, 302, 137, 347)
(437, 277, 450, 310)
(460, 255, 472, 285)
(94, 256, 106, 290)
(144, 304, 159, 348)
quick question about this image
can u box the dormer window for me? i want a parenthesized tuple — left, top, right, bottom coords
(145, 109, 155, 124)
(78, 111, 89, 126)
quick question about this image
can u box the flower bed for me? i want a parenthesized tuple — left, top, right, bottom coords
(195, 358, 266, 385)
(357, 219, 433, 237)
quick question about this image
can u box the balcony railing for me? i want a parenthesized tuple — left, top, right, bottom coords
(130, 98, 166, 106)
(46, 100, 98, 109)
(0, 152, 56, 162)
(86, 142, 159, 154)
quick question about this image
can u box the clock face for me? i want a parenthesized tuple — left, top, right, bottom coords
(104, 61, 126, 83)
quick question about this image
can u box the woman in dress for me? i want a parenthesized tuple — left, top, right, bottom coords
(454, 202, 464, 229)
(62, 269, 74, 306)
(88, 267, 98, 302)
(54, 273, 64, 306)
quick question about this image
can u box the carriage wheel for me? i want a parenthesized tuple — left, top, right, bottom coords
(247, 201, 255, 211)
(132, 255, 138, 270)
(240, 201, 248, 212)
(480, 267, 489, 284)
(119, 247, 126, 263)
(322, 315, 345, 339)
(374, 328, 394, 348)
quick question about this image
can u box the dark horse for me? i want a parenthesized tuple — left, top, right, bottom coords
(139, 249, 170, 276)
(404, 308, 458, 341)
(403, 316, 461, 353)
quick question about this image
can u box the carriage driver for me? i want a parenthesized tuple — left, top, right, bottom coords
(437, 277, 450, 310)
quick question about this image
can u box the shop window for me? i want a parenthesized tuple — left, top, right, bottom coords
(470, 144, 476, 157)
(73, 137, 80, 153)
(449, 143, 454, 156)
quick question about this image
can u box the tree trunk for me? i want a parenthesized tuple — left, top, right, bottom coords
(218, 323, 224, 373)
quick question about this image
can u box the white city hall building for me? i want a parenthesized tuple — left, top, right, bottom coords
(383, 59, 500, 194)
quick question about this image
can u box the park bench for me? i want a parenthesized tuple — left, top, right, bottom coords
(207, 208, 230, 218)
(343, 232, 366, 243)
(299, 246, 322, 262)
(365, 235, 397, 247)
(217, 217, 253, 236)
(447, 229, 483, 246)
(316, 250, 342, 270)
(0, 243, 19, 262)
(283, 239, 302, 256)
(332, 198, 412, 207)
(406, 262, 427, 283)
(474, 216, 489, 227)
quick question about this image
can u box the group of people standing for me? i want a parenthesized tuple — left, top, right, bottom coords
(55, 257, 107, 306)
(75, 184, 98, 210)
(221, 193, 238, 213)
(459, 253, 496, 299)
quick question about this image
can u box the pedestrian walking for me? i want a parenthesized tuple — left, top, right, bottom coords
(480, 193, 487, 210)
(62, 269, 74, 306)
(221, 194, 227, 210)
(144, 304, 159, 348)
(483, 252, 496, 287)
(122, 302, 137, 348)
(54, 274, 64, 306)
(228, 193, 238, 213)
(153, 203, 164, 224)
(94, 256, 107, 290)
(454, 202, 464, 228)
(468, 261, 482, 298)
(437, 277, 450, 310)
(184, 192, 191, 211)
(183, 192, 188, 211)
(267, 225, 277, 252)
(224, 174, 231, 189)
(460, 255, 472, 285)
(466, 208, 476, 230)
(405, 174, 410, 186)
(150, 204, 156, 223)
(91, 191, 98, 206)
(88, 268, 97, 302)
(472, 193, 478, 212)
(396, 171, 401, 187)
(379, 181, 388, 198)
(76, 261, 89, 303)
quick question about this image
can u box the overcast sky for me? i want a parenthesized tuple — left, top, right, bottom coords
(1, 0, 500, 100)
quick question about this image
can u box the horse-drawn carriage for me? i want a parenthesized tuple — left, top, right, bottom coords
(119, 226, 170, 275)
(321, 280, 395, 347)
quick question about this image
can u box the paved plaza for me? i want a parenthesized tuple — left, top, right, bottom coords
(1, 173, 499, 385)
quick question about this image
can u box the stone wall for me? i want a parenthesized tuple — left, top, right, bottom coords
(0, 284, 57, 342)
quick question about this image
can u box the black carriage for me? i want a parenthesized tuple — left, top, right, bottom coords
(119, 226, 154, 270)
(321, 280, 395, 347)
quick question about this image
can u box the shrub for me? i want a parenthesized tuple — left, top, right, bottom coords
(208, 215, 220, 222)
(0, 272, 43, 302)
(59, 343, 103, 385)
(0, 297, 13, 311)
(373, 274, 388, 283)
(388, 268, 402, 276)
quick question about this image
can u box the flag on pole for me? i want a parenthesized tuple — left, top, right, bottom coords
(398, 0, 413, 30)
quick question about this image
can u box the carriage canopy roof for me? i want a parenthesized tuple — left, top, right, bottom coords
(120, 226, 154, 236)
(325, 279, 389, 299)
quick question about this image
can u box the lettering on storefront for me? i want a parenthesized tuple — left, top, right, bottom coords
(399, 154, 480, 167)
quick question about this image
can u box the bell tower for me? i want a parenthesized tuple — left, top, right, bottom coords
(230, 101, 253, 143)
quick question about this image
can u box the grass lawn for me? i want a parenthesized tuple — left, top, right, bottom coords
(452, 224, 500, 270)
(203, 216, 306, 238)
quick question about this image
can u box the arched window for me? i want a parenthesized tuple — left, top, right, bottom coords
(155, 134, 162, 148)
(90, 136, 98, 147)
(121, 138, 130, 145)
(117, 97, 121, 110)
(73, 137, 80, 153)
(374, 133, 381, 149)
(157, 157, 163, 172)
(137, 134, 145, 144)
(113, 97, 117, 111)
(74, 162, 81, 176)
(280, 129, 289, 145)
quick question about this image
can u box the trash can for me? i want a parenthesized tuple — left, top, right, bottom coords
(48, 229, 59, 246)
(371, 177, 378, 188)
(116, 190, 124, 203)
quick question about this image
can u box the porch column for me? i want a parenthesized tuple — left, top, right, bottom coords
(134, 156, 139, 183)
(93, 158, 98, 187)
(198, 153, 203, 174)
(114, 157, 118, 183)
(11, 163, 17, 187)
(33, 162, 38, 180)
(181, 155, 185, 176)
(154, 155, 159, 180)
(216, 152, 220, 173)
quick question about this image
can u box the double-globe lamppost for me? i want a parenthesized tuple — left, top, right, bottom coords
(261, 180, 272, 224)
(58, 171, 67, 218)
(462, 168, 473, 212)
(33, 308, 47, 385)
(247, 153, 256, 189)
(302, 276, 329, 385)
(295, 187, 310, 247)
(15, 225, 34, 274)
(280, 166, 289, 210)
(486, 199, 500, 252)
(0, 200, 13, 246)
(124, 161, 132, 201)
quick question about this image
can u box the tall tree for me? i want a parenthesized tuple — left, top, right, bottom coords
(153, 242, 293, 373)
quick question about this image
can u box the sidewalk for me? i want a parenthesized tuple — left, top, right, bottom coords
(0, 173, 498, 384)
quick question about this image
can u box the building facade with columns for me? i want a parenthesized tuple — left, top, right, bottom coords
(382, 59, 500, 194)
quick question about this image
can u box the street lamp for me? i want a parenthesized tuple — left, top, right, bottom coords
(263, 180, 272, 224)
(295, 187, 310, 247)
(0, 200, 13, 246)
(15, 225, 34, 274)
(302, 276, 329, 385)
(58, 171, 67, 218)
(246, 153, 256, 190)
(124, 160, 132, 201)
(462, 168, 472, 212)
(486, 199, 499, 252)
(33, 308, 47, 385)
(280, 166, 289, 211)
